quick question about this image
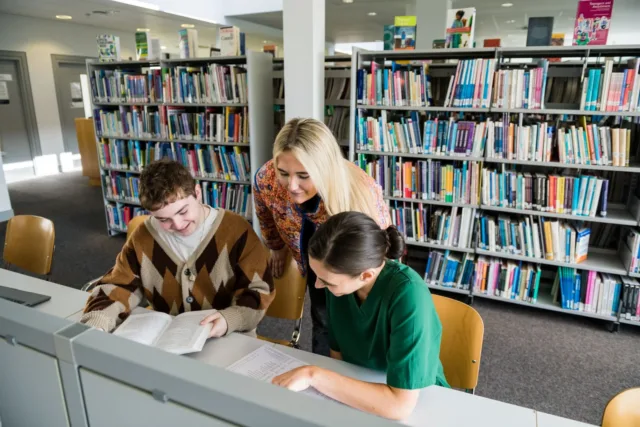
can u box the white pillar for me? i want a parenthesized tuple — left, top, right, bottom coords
(0, 155, 14, 222)
(410, 0, 451, 50)
(283, 0, 325, 121)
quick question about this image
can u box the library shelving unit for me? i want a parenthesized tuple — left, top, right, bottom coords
(87, 51, 274, 237)
(272, 55, 352, 151)
(350, 45, 640, 331)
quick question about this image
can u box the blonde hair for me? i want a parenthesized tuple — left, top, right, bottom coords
(273, 118, 379, 220)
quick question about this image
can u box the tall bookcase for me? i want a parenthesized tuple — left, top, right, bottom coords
(87, 51, 273, 237)
(272, 55, 352, 153)
(350, 45, 640, 331)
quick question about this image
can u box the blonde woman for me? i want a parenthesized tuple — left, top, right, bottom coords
(253, 118, 390, 355)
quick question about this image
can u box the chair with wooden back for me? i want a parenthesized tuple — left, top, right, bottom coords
(602, 388, 640, 427)
(258, 252, 307, 348)
(432, 294, 484, 393)
(81, 215, 149, 292)
(3, 215, 55, 278)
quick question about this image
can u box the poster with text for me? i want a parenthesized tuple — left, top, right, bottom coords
(445, 8, 476, 49)
(572, 0, 614, 45)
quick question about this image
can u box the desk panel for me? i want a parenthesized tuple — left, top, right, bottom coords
(537, 412, 598, 427)
(80, 368, 235, 427)
(0, 340, 69, 427)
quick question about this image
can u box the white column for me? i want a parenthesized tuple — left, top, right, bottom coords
(283, 0, 325, 121)
(410, 0, 451, 50)
(0, 155, 14, 222)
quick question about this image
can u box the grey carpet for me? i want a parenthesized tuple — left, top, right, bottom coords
(2, 171, 639, 425)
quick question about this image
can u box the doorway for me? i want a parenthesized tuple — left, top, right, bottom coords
(0, 51, 41, 179)
(51, 54, 95, 155)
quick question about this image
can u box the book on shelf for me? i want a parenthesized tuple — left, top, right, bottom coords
(166, 106, 248, 142)
(201, 182, 253, 220)
(393, 15, 417, 50)
(325, 77, 351, 102)
(178, 29, 199, 59)
(104, 172, 140, 202)
(391, 204, 476, 249)
(358, 155, 481, 205)
(105, 203, 146, 230)
(491, 60, 549, 110)
(135, 31, 157, 61)
(444, 7, 476, 49)
(113, 309, 215, 355)
(324, 107, 350, 143)
(219, 26, 244, 56)
(622, 228, 640, 274)
(163, 64, 248, 104)
(476, 213, 590, 264)
(444, 59, 496, 109)
(98, 139, 145, 171)
(96, 35, 121, 63)
(551, 268, 620, 316)
(481, 167, 610, 218)
(91, 68, 164, 103)
(473, 256, 542, 303)
(620, 277, 640, 322)
(356, 62, 433, 107)
(424, 251, 475, 290)
(579, 59, 640, 112)
(356, 111, 487, 157)
(94, 106, 164, 139)
(262, 44, 278, 57)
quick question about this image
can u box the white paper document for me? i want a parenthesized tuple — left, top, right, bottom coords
(113, 309, 215, 355)
(226, 345, 331, 401)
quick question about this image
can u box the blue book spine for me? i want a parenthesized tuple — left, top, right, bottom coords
(586, 69, 595, 110)
(618, 71, 628, 110)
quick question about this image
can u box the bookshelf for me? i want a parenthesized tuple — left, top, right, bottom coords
(350, 45, 640, 330)
(87, 51, 274, 237)
(273, 55, 352, 150)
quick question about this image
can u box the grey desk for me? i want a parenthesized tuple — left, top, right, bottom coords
(0, 268, 88, 319)
(537, 411, 598, 427)
(189, 334, 539, 427)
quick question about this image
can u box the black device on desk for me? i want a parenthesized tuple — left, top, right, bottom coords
(0, 286, 51, 307)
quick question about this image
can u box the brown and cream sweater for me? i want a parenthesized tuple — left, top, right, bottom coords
(81, 209, 274, 334)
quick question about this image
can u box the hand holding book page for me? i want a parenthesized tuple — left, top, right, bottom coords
(113, 309, 216, 355)
(226, 345, 333, 401)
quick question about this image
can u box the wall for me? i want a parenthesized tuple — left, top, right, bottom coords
(0, 13, 136, 159)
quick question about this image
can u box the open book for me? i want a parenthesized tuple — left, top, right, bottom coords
(113, 310, 215, 355)
(226, 345, 333, 401)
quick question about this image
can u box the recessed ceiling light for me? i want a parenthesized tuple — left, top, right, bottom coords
(56, 15, 72, 19)
(368, 11, 376, 16)
(342, 0, 354, 3)
(181, 23, 195, 28)
(505, 20, 515, 24)
(161, 46, 167, 50)
(502, 2, 514, 6)
(136, 28, 150, 32)
(263, 40, 268, 43)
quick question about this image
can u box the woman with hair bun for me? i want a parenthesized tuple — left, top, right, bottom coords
(272, 212, 450, 420)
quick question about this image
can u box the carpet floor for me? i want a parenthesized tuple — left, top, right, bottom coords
(1, 171, 638, 425)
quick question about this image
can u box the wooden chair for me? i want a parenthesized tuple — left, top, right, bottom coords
(81, 215, 149, 292)
(602, 388, 640, 427)
(432, 294, 484, 393)
(3, 215, 55, 278)
(258, 252, 307, 348)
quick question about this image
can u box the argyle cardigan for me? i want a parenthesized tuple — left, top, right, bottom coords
(253, 159, 391, 277)
(81, 209, 274, 334)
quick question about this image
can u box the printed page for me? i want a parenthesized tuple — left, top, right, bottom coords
(226, 345, 331, 401)
(154, 309, 216, 355)
(112, 311, 172, 346)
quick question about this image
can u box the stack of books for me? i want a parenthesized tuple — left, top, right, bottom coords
(580, 59, 640, 112)
(105, 204, 146, 230)
(356, 62, 433, 107)
(163, 64, 248, 104)
(444, 58, 496, 108)
(94, 107, 163, 138)
(481, 168, 609, 217)
(91, 69, 164, 103)
(473, 257, 542, 302)
(477, 214, 591, 263)
(424, 251, 475, 290)
(166, 107, 248, 142)
(620, 277, 640, 322)
(551, 268, 621, 316)
(491, 60, 549, 109)
(390, 205, 475, 248)
(103, 172, 140, 202)
(201, 182, 252, 220)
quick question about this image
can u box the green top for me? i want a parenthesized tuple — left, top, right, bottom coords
(327, 260, 450, 390)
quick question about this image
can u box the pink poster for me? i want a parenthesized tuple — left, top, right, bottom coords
(572, 0, 614, 45)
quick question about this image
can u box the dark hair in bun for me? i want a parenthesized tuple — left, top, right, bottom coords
(308, 211, 406, 276)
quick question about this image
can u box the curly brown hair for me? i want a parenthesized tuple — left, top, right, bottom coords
(139, 159, 196, 211)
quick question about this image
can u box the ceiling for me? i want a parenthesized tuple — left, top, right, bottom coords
(0, 0, 221, 52)
(232, 0, 640, 46)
